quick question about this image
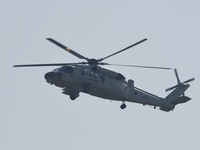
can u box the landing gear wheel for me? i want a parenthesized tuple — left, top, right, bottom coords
(70, 94, 76, 100)
(120, 103, 126, 109)
(83, 86, 90, 93)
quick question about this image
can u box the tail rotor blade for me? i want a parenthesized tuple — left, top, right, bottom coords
(183, 78, 195, 84)
(174, 68, 180, 83)
(165, 85, 178, 92)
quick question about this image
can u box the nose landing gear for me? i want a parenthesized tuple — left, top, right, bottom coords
(69, 92, 79, 100)
(70, 94, 77, 100)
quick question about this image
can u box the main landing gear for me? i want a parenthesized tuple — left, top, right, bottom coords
(120, 101, 126, 109)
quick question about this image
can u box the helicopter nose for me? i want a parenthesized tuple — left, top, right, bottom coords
(44, 72, 54, 80)
(44, 72, 62, 83)
(54, 72, 62, 80)
(44, 72, 55, 83)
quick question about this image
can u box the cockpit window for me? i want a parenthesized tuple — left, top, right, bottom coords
(64, 66, 73, 74)
(58, 66, 66, 72)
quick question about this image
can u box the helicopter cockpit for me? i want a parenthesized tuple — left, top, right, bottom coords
(54, 66, 73, 74)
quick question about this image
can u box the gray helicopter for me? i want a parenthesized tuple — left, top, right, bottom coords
(13, 38, 194, 112)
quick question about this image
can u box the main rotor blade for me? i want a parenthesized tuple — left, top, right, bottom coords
(46, 38, 88, 61)
(98, 38, 147, 62)
(104, 63, 172, 70)
(13, 62, 87, 67)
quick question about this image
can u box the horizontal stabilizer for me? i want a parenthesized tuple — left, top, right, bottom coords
(173, 95, 191, 105)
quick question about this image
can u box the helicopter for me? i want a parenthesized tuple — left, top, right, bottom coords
(13, 38, 195, 112)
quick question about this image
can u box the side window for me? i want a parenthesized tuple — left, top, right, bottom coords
(65, 66, 73, 74)
(100, 75, 105, 82)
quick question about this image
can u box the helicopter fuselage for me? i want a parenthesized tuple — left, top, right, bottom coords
(44, 65, 164, 108)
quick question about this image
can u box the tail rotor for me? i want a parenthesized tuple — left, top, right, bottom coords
(165, 69, 195, 92)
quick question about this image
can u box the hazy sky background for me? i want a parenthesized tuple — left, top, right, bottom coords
(1, 0, 200, 149)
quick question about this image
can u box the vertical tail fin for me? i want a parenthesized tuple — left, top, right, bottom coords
(165, 83, 190, 101)
(160, 69, 194, 112)
(160, 83, 191, 112)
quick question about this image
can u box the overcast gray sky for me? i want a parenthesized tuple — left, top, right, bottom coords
(1, 0, 200, 150)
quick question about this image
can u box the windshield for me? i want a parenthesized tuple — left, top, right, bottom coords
(54, 66, 66, 72)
